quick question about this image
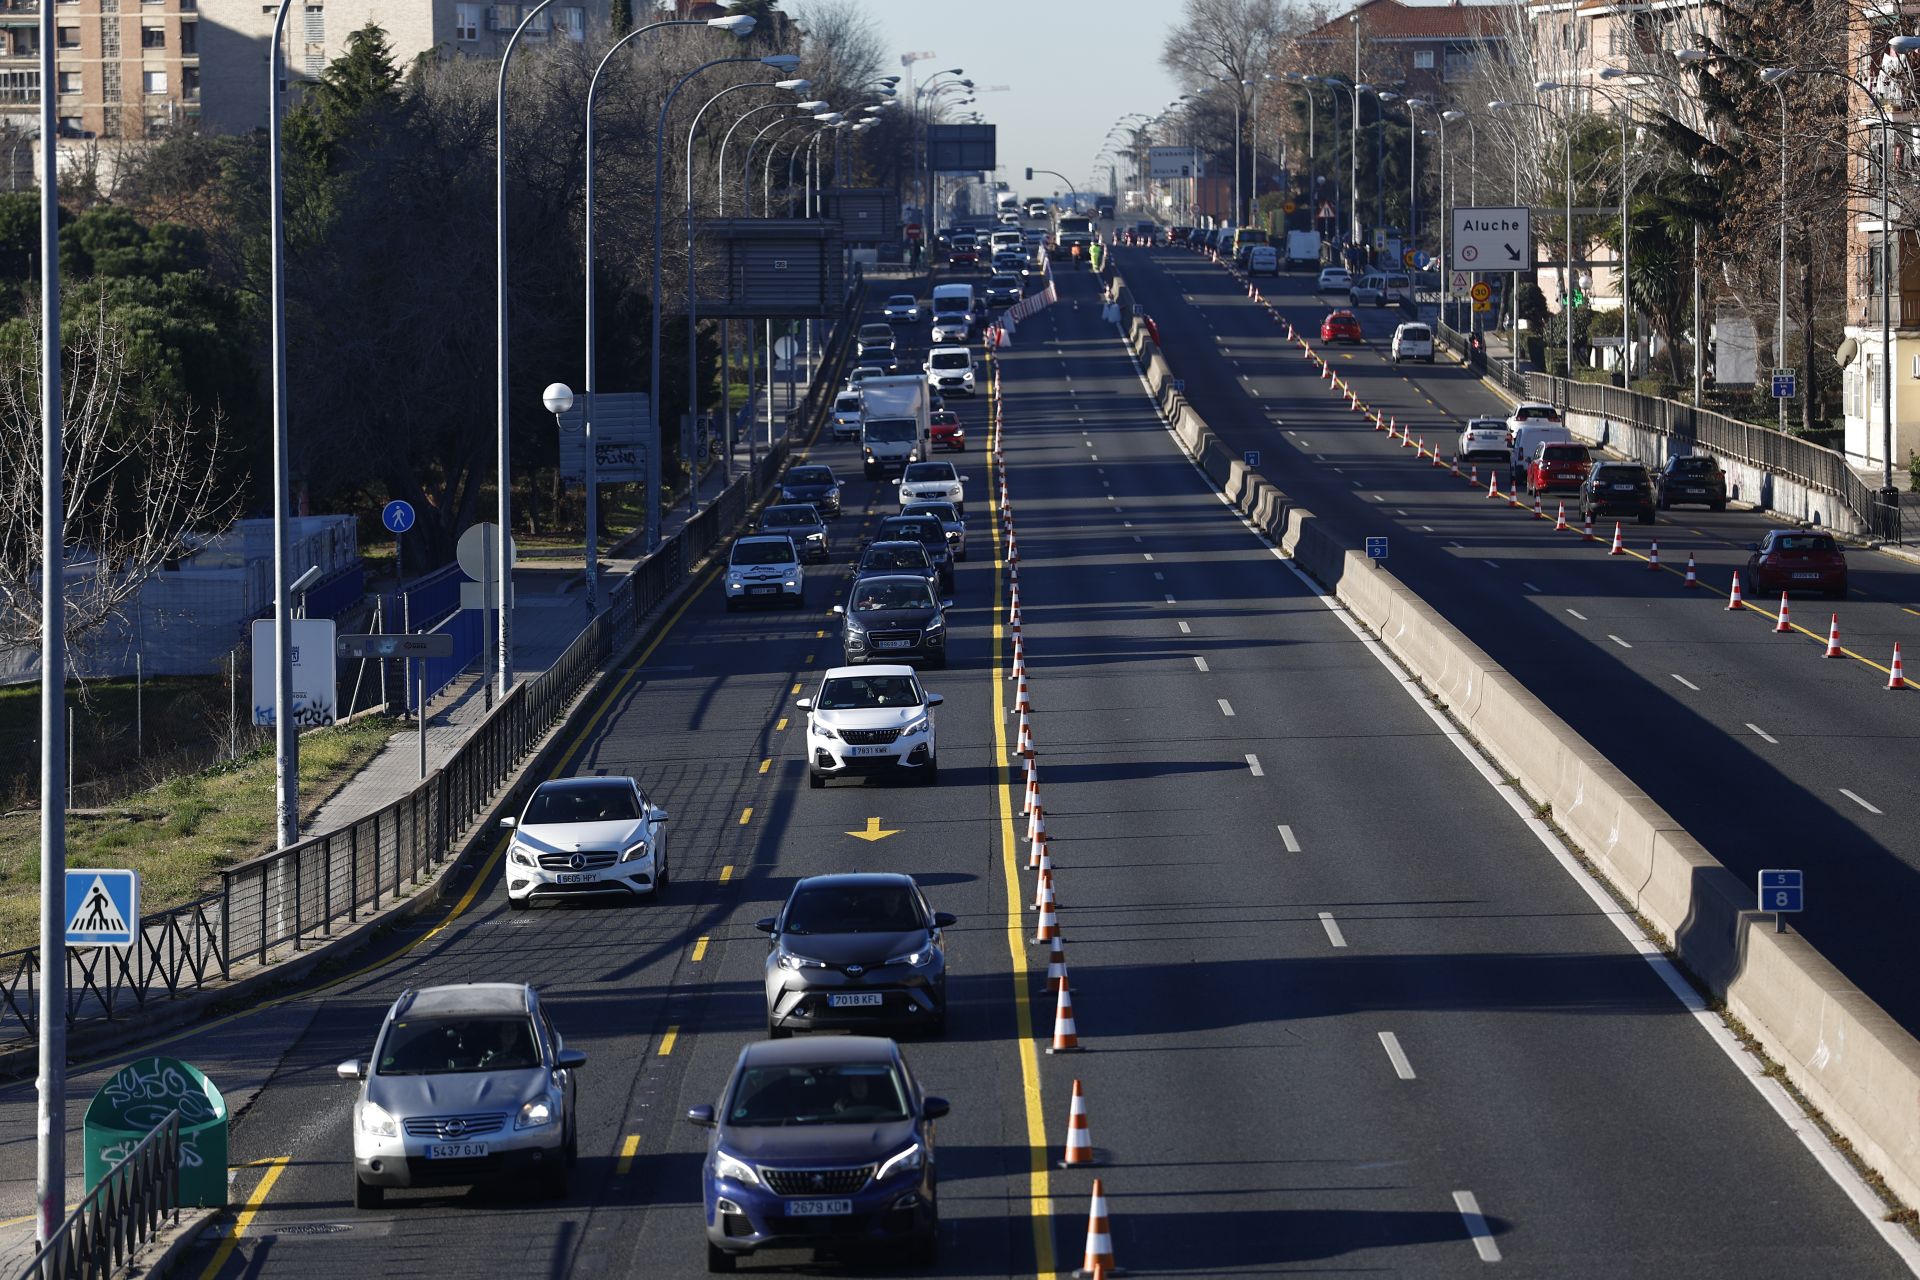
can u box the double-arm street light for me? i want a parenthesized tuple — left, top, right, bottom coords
(1541, 78, 1635, 387)
(1491, 94, 1570, 383)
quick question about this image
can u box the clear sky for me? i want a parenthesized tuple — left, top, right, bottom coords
(825, 1, 1187, 200)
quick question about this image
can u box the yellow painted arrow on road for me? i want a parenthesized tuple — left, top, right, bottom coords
(846, 817, 901, 842)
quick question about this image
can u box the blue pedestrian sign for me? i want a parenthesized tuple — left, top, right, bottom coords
(65, 869, 139, 948)
(1758, 868, 1804, 915)
(1243, 450, 1261, 468)
(1366, 537, 1390, 561)
(381, 500, 416, 535)
(1171, 378, 1187, 394)
(1770, 369, 1797, 400)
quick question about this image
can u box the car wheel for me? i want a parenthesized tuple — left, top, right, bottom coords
(566, 1121, 580, 1168)
(544, 1159, 569, 1200)
(923, 757, 940, 786)
(1711, 500, 1727, 512)
(907, 1208, 939, 1267)
(707, 1243, 739, 1274)
(655, 852, 668, 890)
(1639, 510, 1656, 526)
(508, 895, 529, 911)
(808, 769, 825, 789)
(767, 1019, 793, 1041)
(353, 1173, 383, 1210)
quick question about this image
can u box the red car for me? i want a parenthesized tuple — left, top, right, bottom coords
(1746, 530, 1848, 599)
(1527, 441, 1593, 495)
(1321, 309, 1363, 343)
(949, 242, 978, 267)
(929, 409, 966, 451)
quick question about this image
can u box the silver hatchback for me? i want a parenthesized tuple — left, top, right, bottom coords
(338, 983, 585, 1207)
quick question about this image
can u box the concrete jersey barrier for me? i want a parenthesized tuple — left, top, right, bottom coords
(1104, 263, 1920, 1211)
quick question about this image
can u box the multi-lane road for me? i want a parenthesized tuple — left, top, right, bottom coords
(2, 251, 1915, 1277)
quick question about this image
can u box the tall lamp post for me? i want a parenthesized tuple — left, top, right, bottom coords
(1492, 95, 1570, 384)
(265, 0, 302, 848)
(1543, 79, 1634, 386)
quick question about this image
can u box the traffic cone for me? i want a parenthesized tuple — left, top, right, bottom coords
(1609, 522, 1625, 555)
(1022, 757, 1038, 815)
(1683, 553, 1698, 587)
(1825, 614, 1843, 658)
(1071, 1179, 1115, 1273)
(1775, 593, 1792, 633)
(1890, 643, 1907, 690)
(1555, 501, 1568, 531)
(1583, 510, 1595, 540)
(1014, 707, 1033, 758)
(1647, 541, 1660, 570)
(1487, 472, 1498, 499)
(1027, 795, 1044, 843)
(1058, 1079, 1101, 1168)
(1727, 571, 1745, 610)
(1034, 875, 1059, 943)
(1470, 465, 1479, 487)
(1028, 807, 1047, 869)
(1047, 983, 1080, 1054)
(1533, 492, 1544, 519)
(1045, 933, 1070, 993)
(1033, 862, 1053, 911)
(1449, 458, 1461, 477)
(1015, 674, 1031, 717)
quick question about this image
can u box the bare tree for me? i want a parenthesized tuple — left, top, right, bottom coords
(1162, 0, 1285, 221)
(0, 299, 235, 649)
(790, 0, 886, 120)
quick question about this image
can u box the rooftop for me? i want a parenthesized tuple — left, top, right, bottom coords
(1302, 0, 1513, 43)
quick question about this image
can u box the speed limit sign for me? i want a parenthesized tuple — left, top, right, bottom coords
(1470, 281, 1492, 303)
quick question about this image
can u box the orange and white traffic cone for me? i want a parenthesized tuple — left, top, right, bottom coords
(1058, 1079, 1101, 1168)
(1469, 465, 1478, 487)
(1647, 541, 1660, 570)
(1487, 472, 1499, 500)
(1727, 571, 1745, 610)
(1072, 1179, 1115, 1273)
(1683, 553, 1698, 587)
(1533, 492, 1544, 519)
(1891, 643, 1907, 690)
(1450, 458, 1461, 477)
(1022, 758, 1039, 815)
(1015, 671, 1031, 715)
(1775, 593, 1792, 633)
(1583, 510, 1595, 540)
(1032, 860, 1054, 911)
(1033, 877, 1059, 943)
(1045, 933, 1070, 993)
(1027, 796, 1044, 844)
(1046, 981, 1080, 1054)
(1609, 522, 1625, 555)
(1014, 707, 1033, 758)
(1825, 614, 1843, 658)
(1554, 501, 1568, 532)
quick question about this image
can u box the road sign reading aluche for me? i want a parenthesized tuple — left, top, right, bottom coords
(1366, 537, 1389, 561)
(66, 868, 139, 947)
(1451, 207, 1530, 272)
(1243, 450, 1261, 468)
(1758, 869, 1804, 913)
(381, 500, 415, 534)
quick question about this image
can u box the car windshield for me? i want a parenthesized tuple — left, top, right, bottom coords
(860, 325, 890, 338)
(817, 674, 923, 710)
(785, 883, 923, 934)
(834, 396, 861, 414)
(930, 354, 969, 371)
(904, 464, 955, 483)
(930, 412, 959, 427)
(377, 1015, 542, 1076)
(733, 540, 794, 566)
(880, 520, 941, 544)
(522, 783, 639, 824)
(762, 508, 817, 528)
(1400, 327, 1431, 340)
(726, 1061, 911, 1127)
(887, 295, 915, 307)
(862, 544, 929, 571)
(993, 276, 1017, 287)
(788, 466, 831, 485)
(865, 420, 916, 443)
(1776, 535, 1837, 553)
(850, 581, 935, 613)
(1542, 445, 1588, 461)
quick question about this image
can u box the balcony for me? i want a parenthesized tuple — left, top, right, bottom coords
(1864, 293, 1920, 329)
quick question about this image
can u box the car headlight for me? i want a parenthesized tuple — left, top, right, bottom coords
(515, 1095, 556, 1129)
(780, 488, 797, 500)
(358, 1100, 398, 1138)
(922, 615, 943, 634)
(885, 945, 933, 968)
(812, 718, 838, 740)
(902, 713, 931, 736)
(509, 843, 538, 867)
(876, 1142, 924, 1181)
(714, 1150, 762, 1186)
(621, 838, 650, 863)
(777, 951, 827, 971)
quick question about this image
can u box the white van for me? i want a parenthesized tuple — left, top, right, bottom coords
(929, 283, 977, 344)
(1245, 245, 1279, 276)
(1352, 272, 1411, 306)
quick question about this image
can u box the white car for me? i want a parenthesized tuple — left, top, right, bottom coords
(929, 313, 971, 344)
(831, 391, 864, 441)
(882, 294, 920, 324)
(924, 346, 976, 397)
(1391, 322, 1435, 363)
(723, 535, 805, 610)
(1457, 417, 1511, 464)
(1317, 266, 1351, 293)
(1507, 401, 1563, 436)
(898, 460, 968, 513)
(797, 665, 943, 786)
(844, 365, 887, 391)
(501, 776, 670, 907)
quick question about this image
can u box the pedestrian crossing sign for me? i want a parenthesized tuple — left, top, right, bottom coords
(65, 869, 139, 948)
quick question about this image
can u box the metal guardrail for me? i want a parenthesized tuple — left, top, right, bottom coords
(0, 283, 869, 1049)
(1432, 318, 1528, 394)
(15, 1111, 180, 1280)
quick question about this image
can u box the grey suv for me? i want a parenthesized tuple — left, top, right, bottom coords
(757, 873, 955, 1038)
(835, 574, 950, 668)
(338, 983, 585, 1207)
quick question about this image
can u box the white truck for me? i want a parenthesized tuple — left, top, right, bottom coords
(1285, 230, 1322, 268)
(858, 375, 931, 480)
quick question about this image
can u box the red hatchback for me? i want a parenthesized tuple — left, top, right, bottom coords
(929, 410, 966, 451)
(1527, 442, 1592, 495)
(1747, 530, 1848, 598)
(1321, 310, 1363, 343)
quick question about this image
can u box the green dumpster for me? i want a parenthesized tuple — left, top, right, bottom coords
(84, 1056, 228, 1207)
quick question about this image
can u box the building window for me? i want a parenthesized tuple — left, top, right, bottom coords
(55, 24, 78, 47)
(142, 68, 166, 93)
(489, 4, 514, 31)
(57, 114, 82, 135)
(0, 68, 37, 104)
(57, 70, 79, 94)
(141, 23, 164, 48)
(523, 6, 547, 33)
(557, 5, 582, 39)
(11, 28, 37, 55)
(179, 19, 194, 52)
(303, 3, 322, 43)
(454, 2, 479, 40)
(1412, 49, 1434, 70)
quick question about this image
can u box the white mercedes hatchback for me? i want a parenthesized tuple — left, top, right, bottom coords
(501, 776, 669, 907)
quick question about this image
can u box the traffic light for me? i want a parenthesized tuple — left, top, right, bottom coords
(1025, 167, 1033, 181)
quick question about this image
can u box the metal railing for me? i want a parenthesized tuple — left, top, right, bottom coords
(1432, 317, 1528, 394)
(0, 285, 868, 1050)
(15, 1111, 179, 1280)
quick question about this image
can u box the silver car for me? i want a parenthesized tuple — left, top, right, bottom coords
(338, 983, 585, 1207)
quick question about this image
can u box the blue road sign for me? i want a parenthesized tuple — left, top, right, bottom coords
(381, 500, 416, 535)
(1243, 450, 1261, 468)
(65, 868, 139, 947)
(1366, 537, 1390, 561)
(1171, 378, 1187, 394)
(1771, 370, 1797, 400)
(1758, 868, 1804, 913)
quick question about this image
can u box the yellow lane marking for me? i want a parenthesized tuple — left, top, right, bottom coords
(719, 865, 734, 883)
(738, 807, 753, 825)
(691, 936, 709, 963)
(658, 1026, 679, 1056)
(615, 1135, 640, 1176)
(845, 817, 901, 842)
(775, 717, 789, 732)
(990, 398, 1056, 1279)
(816, 629, 826, 638)
(198, 1154, 290, 1279)
(791, 682, 802, 695)
(1905, 607, 1920, 619)
(758, 758, 771, 775)
(804, 654, 815, 664)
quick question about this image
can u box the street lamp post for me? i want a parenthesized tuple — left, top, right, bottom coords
(1545, 79, 1635, 386)
(265, 0, 302, 848)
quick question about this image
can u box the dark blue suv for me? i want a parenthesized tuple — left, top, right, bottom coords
(688, 1036, 947, 1271)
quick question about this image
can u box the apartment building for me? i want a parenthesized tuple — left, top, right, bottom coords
(1295, 0, 1511, 98)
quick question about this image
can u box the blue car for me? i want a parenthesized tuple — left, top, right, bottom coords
(688, 1036, 947, 1272)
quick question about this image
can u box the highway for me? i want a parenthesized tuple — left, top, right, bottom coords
(0, 259, 1912, 1277)
(1116, 242, 1920, 1035)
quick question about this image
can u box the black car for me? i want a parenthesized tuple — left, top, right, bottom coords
(1656, 455, 1729, 511)
(688, 1036, 947, 1270)
(759, 503, 830, 561)
(873, 515, 953, 590)
(855, 539, 938, 591)
(856, 324, 896, 365)
(835, 574, 951, 668)
(780, 464, 844, 518)
(757, 873, 955, 1038)
(900, 501, 966, 562)
(1580, 462, 1657, 526)
(985, 274, 1022, 306)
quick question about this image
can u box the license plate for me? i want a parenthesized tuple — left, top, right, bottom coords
(828, 992, 884, 1007)
(848, 746, 892, 756)
(556, 872, 597, 884)
(427, 1143, 488, 1159)
(1793, 572, 1821, 580)
(750, 586, 776, 595)
(875, 639, 912, 649)
(1612, 484, 1635, 491)
(787, 1199, 853, 1216)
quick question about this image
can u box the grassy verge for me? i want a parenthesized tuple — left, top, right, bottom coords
(0, 715, 403, 954)
(0, 676, 244, 811)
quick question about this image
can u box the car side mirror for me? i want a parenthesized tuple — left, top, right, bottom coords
(925, 693, 944, 707)
(651, 809, 670, 824)
(959, 475, 971, 482)
(922, 1096, 951, 1121)
(687, 1104, 716, 1128)
(941, 599, 954, 610)
(336, 1060, 365, 1081)
(831, 605, 846, 616)
(755, 917, 778, 934)
(555, 1047, 588, 1071)
(933, 911, 957, 928)
(499, 816, 517, 830)
(794, 696, 813, 709)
